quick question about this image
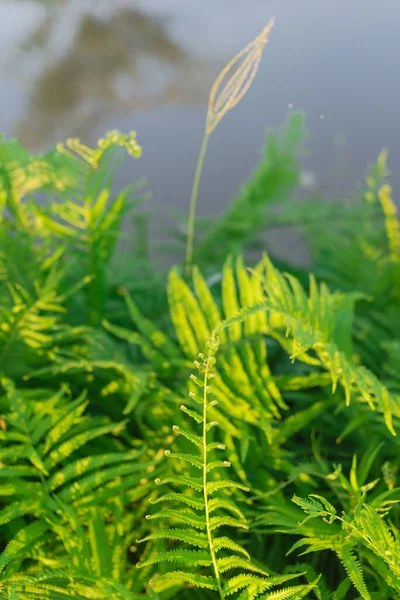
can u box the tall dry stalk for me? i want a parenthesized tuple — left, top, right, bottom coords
(185, 17, 275, 275)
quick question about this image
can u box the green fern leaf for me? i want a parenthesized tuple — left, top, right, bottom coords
(217, 557, 269, 575)
(145, 509, 205, 530)
(137, 549, 211, 569)
(223, 572, 303, 596)
(260, 583, 316, 599)
(42, 394, 89, 455)
(0, 500, 42, 526)
(192, 266, 224, 335)
(155, 475, 203, 492)
(164, 450, 203, 469)
(172, 425, 203, 448)
(179, 404, 204, 424)
(58, 460, 152, 504)
(0, 521, 49, 574)
(213, 536, 251, 559)
(209, 515, 248, 531)
(339, 545, 371, 600)
(121, 287, 180, 361)
(48, 449, 144, 491)
(44, 420, 128, 470)
(206, 460, 232, 473)
(137, 529, 208, 548)
(207, 480, 249, 494)
(208, 497, 245, 519)
(150, 571, 218, 590)
(149, 493, 204, 511)
(137, 336, 305, 598)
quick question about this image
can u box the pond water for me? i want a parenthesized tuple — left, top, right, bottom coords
(1, 0, 399, 259)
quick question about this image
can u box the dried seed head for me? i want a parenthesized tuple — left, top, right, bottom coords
(206, 18, 275, 135)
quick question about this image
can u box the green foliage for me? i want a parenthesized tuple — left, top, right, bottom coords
(0, 379, 156, 598)
(192, 114, 304, 267)
(0, 119, 400, 599)
(137, 337, 312, 598)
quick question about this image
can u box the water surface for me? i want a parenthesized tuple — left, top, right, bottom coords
(1, 0, 399, 259)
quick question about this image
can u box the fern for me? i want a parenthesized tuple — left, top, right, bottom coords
(114, 252, 400, 437)
(0, 570, 110, 599)
(0, 379, 155, 511)
(0, 258, 90, 378)
(2, 118, 400, 600)
(107, 256, 289, 443)
(33, 132, 145, 326)
(210, 254, 400, 435)
(0, 130, 146, 335)
(0, 379, 156, 597)
(137, 337, 313, 599)
(290, 491, 400, 598)
(378, 184, 400, 301)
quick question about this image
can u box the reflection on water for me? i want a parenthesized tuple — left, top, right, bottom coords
(1, 0, 400, 254)
(5, 2, 209, 149)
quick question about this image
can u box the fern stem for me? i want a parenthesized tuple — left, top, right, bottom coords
(202, 349, 225, 600)
(185, 132, 209, 277)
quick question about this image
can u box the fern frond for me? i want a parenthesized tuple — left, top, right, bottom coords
(145, 509, 205, 530)
(211, 254, 400, 435)
(0, 267, 74, 368)
(259, 583, 316, 599)
(138, 337, 305, 598)
(172, 425, 203, 448)
(137, 529, 208, 548)
(292, 495, 336, 525)
(179, 404, 204, 423)
(137, 548, 211, 568)
(44, 419, 128, 470)
(150, 571, 218, 590)
(338, 545, 371, 600)
(378, 184, 400, 299)
(216, 557, 268, 575)
(0, 521, 49, 574)
(222, 572, 304, 596)
(290, 489, 400, 597)
(209, 498, 245, 519)
(207, 480, 250, 494)
(149, 493, 204, 511)
(209, 515, 248, 531)
(58, 130, 141, 167)
(164, 450, 203, 469)
(213, 537, 250, 560)
(155, 475, 203, 492)
(48, 448, 144, 491)
(0, 375, 152, 586)
(167, 259, 287, 427)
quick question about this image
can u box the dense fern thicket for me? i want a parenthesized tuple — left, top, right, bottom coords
(0, 116, 399, 599)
